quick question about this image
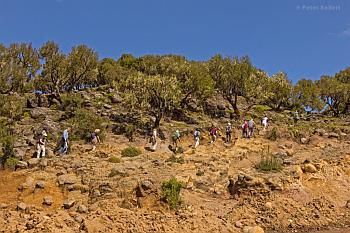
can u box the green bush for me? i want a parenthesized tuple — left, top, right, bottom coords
(266, 127, 279, 141)
(69, 109, 106, 141)
(121, 147, 142, 157)
(166, 155, 185, 164)
(59, 94, 84, 111)
(162, 178, 182, 209)
(256, 147, 282, 172)
(254, 105, 272, 113)
(108, 156, 122, 163)
(0, 137, 17, 170)
(0, 95, 24, 121)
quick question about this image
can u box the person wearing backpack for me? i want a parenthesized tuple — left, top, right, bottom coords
(242, 120, 249, 138)
(209, 124, 218, 143)
(248, 118, 255, 138)
(59, 127, 71, 155)
(150, 128, 158, 151)
(193, 128, 201, 149)
(91, 129, 101, 151)
(172, 129, 181, 151)
(36, 130, 47, 158)
(225, 123, 232, 143)
(261, 115, 268, 131)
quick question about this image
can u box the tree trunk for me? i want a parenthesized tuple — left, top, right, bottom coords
(225, 94, 240, 119)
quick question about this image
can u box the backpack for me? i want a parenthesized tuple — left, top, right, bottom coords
(210, 128, 217, 136)
(226, 125, 232, 133)
(194, 130, 200, 138)
(243, 122, 248, 129)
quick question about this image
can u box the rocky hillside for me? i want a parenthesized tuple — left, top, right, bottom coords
(0, 90, 350, 233)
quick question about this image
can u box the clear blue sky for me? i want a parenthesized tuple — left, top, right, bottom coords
(1, 0, 349, 82)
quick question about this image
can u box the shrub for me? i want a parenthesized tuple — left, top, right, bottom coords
(254, 105, 272, 113)
(0, 137, 17, 170)
(121, 147, 142, 157)
(69, 109, 106, 141)
(166, 155, 185, 164)
(59, 94, 84, 111)
(108, 156, 122, 163)
(266, 127, 279, 141)
(256, 146, 282, 172)
(162, 178, 182, 209)
(0, 95, 24, 121)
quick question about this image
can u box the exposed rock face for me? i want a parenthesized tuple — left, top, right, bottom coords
(43, 196, 53, 206)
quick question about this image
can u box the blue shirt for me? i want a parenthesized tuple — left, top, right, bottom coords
(63, 130, 69, 141)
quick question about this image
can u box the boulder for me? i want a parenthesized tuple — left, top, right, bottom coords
(300, 138, 308, 144)
(27, 158, 40, 168)
(110, 94, 122, 104)
(103, 104, 112, 109)
(63, 199, 75, 209)
(141, 180, 154, 191)
(328, 132, 340, 139)
(217, 104, 226, 111)
(346, 200, 350, 209)
(16, 161, 28, 169)
(17, 202, 27, 211)
(243, 226, 264, 233)
(30, 108, 46, 120)
(314, 129, 326, 136)
(77, 204, 88, 213)
(303, 163, 317, 173)
(36, 181, 45, 189)
(43, 196, 53, 206)
(0, 203, 8, 209)
(291, 165, 303, 179)
(57, 174, 79, 186)
(265, 202, 273, 210)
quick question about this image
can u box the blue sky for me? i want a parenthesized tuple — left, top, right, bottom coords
(1, 0, 349, 82)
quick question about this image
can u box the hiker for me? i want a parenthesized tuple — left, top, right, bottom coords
(59, 127, 71, 155)
(91, 129, 101, 151)
(225, 123, 232, 143)
(150, 128, 158, 151)
(193, 128, 201, 149)
(242, 120, 249, 138)
(172, 129, 181, 151)
(248, 118, 255, 138)
(262, 115, 268, 131)
(293, 110, 300, 124)
(209, 124, 218, 143)
(36, 130, 47, 158)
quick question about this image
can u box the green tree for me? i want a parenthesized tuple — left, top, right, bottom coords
(334, 68, 350, 114)
(65, 45, 98, 91)
(292, 79, 324, 111)
(179, 61, 214, 107)
(208, 55, 254, 117)
(0, 43, 40, 93)
(37, 41, 67, 93)
(120, 73, 182, 128)
(97, 58, 130, 86)
(265, 72, 292, 110)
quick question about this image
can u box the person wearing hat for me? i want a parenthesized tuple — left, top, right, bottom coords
(193, 128, 201, 149)
(91, 129, 101, 151)
(225, 122, 233, 143)
(36, 129, 47, 158)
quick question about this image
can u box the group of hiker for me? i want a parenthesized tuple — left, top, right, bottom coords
(35, 127, 100, 159)
(33, 113, 276, 156)
(148, 115, 270, 152)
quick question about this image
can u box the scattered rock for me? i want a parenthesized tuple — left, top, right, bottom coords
(346, 200, 350, 209)
(0, 203, 8, 209)
(110, 94, 122, 104)
(16, 161, 28, 169)
(235, 221, 243, 228)
(77, 204, 88, 213)
(17, 202, 27, 211)
(328, 132, 339, 139)
(140, 180, 154, 191)
(265, 202, 273, 210)
(57, 174, 79, 185)
(314, 129, 326, 136)
(30, 108, 46, 119)
(303, 163, 317, 173)
(300, 138, 308, 144)
(243, 226, 264, 233)
(43, 196, 53, 206)
(103, 104, 112, 109)
(63, 199, 75, 209)
(36, 181, 45, 189)
(27, 158, 40, 168)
